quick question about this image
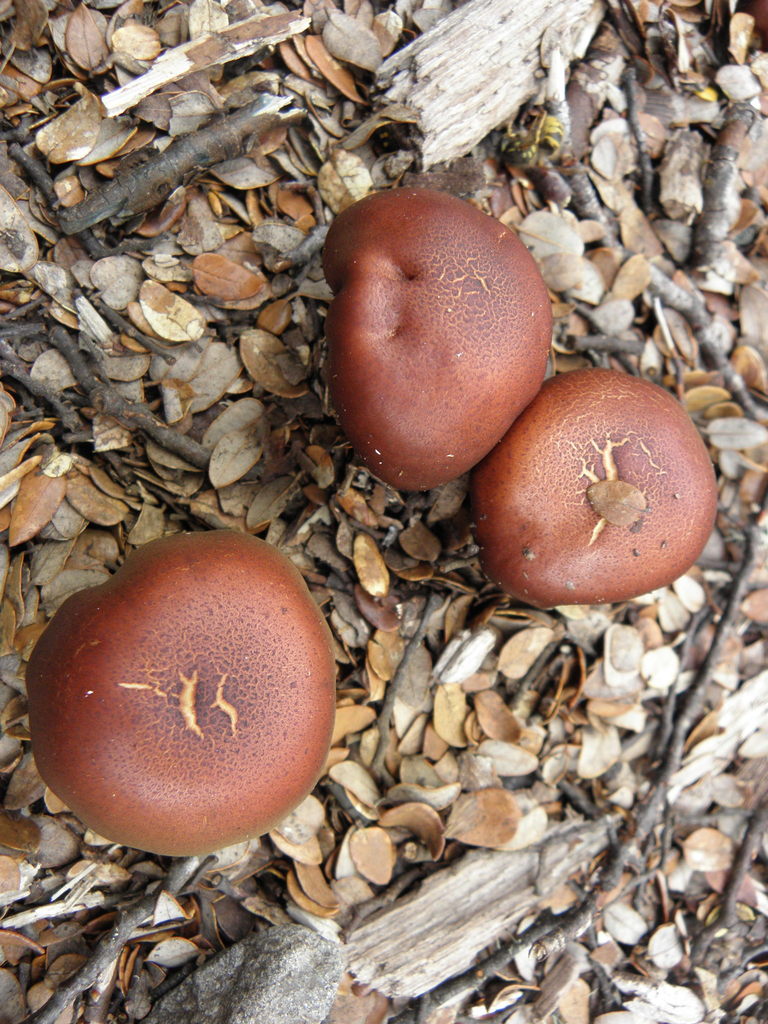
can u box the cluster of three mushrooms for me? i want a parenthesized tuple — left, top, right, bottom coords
(322, 187, 717, 607)
(26, 187, 717, 858)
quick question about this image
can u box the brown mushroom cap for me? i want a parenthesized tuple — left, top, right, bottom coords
(26, 531, 336, 856)
(323, 188, 552, 490)
(470, 369, 718, 607)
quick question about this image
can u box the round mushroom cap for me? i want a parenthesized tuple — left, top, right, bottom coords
(470, 369, 718, 607)
(26, 531, 337, 856)
(323, 187, 553, 490)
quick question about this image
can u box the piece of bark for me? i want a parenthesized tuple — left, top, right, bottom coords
(101, 10, 310, 118)
(343, 816, 615, 999)
(57, 94, 293, 235)
(659, 129, 705, 224)
(374, 0, 605, 169)
(566, 23, 626, 160)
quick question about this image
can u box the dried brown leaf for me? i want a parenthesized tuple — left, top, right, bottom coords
(322, 10, 383, 72)
(682, 827, 735, 873)
(0, 810, 40, 853)
(473, 689, 521, 743)
(476, 739, 539, 776)
(65, 4, 109, 72)
(146, 938, 200, 968)
(348, 826, 396, 885)
(379, 802, 445, 859)
(433, 682, 467, 747)
(9, 471, 67, 547)
(445, 789, 520, 849)
(295, 862, 339, 911)
(317, 149, 373, 215)
(207, 429, 263, 488)
(10, 0, 47, 49)
(366, 630, 404, 682)
(399, 521, 441, 562)
(239, 328, 307, 398)
(587, 479, 647, 526)
(577, 726, 621, 779)
(742, 589, 768, 624)
(35, 87, 103, 163)
(706, 416, 768, 450)
(354, 585, 400, 632)
(139, 280, 206, 342)
(731, 344, 767, 393)
(385, 781, 461, 810)
(111, 22, 161, 62)
(0, 857, 21, 896)
(498, 627, 556, 680)
(0, 456, 43, 513)
(0, 186, 38, 274)
(328, 761, 380, 817)
(353, 533, 389, 598)
(304, 33, 364, 102)
(66, 472, 129, 526)
(610, 252, 651, 301)
(332, 704, 377, 746)
(246, 476, 300, 531)
(683, 385, 732, 413)
(192, 253, 269, 302)
(0, 385, 14, 449)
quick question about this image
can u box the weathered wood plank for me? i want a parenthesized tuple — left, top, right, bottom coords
(375, 0, 605, 168)
(344, 816, 614, 999)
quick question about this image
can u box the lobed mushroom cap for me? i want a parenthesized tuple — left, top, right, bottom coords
(323, 187, 553, 490)
(470, 369, 718, 607)
(26, 531, 337, 856)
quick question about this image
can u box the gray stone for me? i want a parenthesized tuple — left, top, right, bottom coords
(144, 924, 344, 1024)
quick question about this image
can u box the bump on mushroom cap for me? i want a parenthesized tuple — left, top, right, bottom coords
(26, 531, 336, 856)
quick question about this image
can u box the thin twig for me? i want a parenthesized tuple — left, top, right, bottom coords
(8, 144, 108, 259)
(571, 333, 644, 356)
(691, 103, 756, 271)
(690, 798, 768, 962)
(8, 142, 57, 206)
(648, 265, 765, 419)
(23, 857, 202, 1024)
(655, 603, 711, 754)
(0, 340, 83, 432)
(371, 591, 443, 782)
(49, 327, 211, 470)
(391, 903, 593, 1024)
(567, 165, 621, 247)
(57, 95, 295, 234)
(622, 65, 654, 214)
(84, 292, 188, 359)
(526, 486, 768, 965)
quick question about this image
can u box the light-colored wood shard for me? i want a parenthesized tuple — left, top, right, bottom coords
(343, 816, 615, 999)
(375, 0, 605, 168)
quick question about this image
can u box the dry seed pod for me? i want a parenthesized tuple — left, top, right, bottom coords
(470, 369, 718, 607)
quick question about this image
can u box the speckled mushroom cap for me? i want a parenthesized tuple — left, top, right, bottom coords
(322, 187, 553, 491)
(470, 369, 718, 607)
(26, 531, 336, 856)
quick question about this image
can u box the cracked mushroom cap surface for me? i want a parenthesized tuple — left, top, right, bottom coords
(322, 187, 553, 491)
(26, 531, 337, 856)
(470, 368, 718, 607)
